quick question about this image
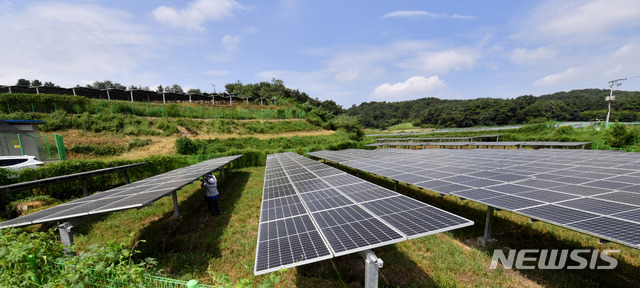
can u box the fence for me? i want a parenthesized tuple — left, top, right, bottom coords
(2, 97, 306, 121)
(44, 260, 215, 288)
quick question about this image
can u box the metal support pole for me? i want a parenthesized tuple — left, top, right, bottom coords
(221, 167, 225, 178)
(227, 163, 231, 174)
(360, 250, 383, 288)
(123, 170, 131, 184)
(81, 179, 89, 197)
(394, 180, 398, 192)
(58, 222, 75, 256)
(172, 190, 180, 217)
(17, 133, 24, 155)
(483, 206, 495, 242)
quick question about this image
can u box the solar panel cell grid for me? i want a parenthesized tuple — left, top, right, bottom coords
(255, 152, 473, 275)
(0, 155, 243, 229)
(306, 148, 640, 248)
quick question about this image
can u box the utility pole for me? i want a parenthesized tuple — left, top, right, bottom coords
(606, 75, 640, 128)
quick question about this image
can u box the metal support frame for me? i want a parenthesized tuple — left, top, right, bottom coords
(81, 179, 89, 197)
(599, 238, 610, 244)
(360, 250, 383, 288)
(393, 180, 398, 192)
(58, 222, 75, 256)
(480, 206, 495, 244)
(221, 166, 225, 178)
(172, 190, 180, 217)
(123, 170, 131, 184)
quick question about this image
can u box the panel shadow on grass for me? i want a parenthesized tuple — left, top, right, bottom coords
(135, 170, 250, 278)
(294, 243, 438, 287)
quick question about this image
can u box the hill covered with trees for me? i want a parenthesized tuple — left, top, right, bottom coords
(346, 89, 640, 129)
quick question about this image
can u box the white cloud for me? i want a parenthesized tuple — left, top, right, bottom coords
(371, 76, 446, 101)
(517, 0, 640, 43)
(0, 2, 156, 87)
(204, 70, 232, 76)
(383, 10, 474, 20)
(534, 67, 581, 86)
(221, 34, 241, 51)
(612, 44, 634, 58)
(398, 48, 480, 74)
(508, 47, 559, 64)
(153, 0, 243, 31)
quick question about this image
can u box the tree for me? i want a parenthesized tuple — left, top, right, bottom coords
(86, 80, 126, 90)
(163, 84, 184, 93)
(43, 81, 56, 87)
(16, 78, 30, 86)
(187, 88, 202, 94)
(224, 80, 243, 95)
(128, 85, 150, 91)
(31, 79, 42, 86)
(157, 85, 163, 92)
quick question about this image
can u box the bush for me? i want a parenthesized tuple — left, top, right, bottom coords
(175, 137, 197, 155)
(554, 125, 575, 136)
(608, 122, 638, 147)
(331, 115, 364, 141)
(0, 228, 157, 287)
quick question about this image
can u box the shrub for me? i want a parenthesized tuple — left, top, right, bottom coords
(0, 228, 157, 287)
(608, 122, 638, 147)
(175, 137, 197, 155)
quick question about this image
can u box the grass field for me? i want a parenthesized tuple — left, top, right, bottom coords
(61, 164, 640, 287)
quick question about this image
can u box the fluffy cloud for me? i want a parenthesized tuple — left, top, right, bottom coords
(153, 0, 243, 31)
(398, 48, 480, 74)
(383, 10, 474, 20)
(371, 76, 445, 101)
(0, 2, 156, 86)
(534, 67, 581, 86)
(508, 47, 559, 64)
(517, 0, 640, 44)
(222, 34, 241, 51)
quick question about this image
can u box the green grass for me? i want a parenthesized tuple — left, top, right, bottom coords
(61, 164, 640, 287)
(386, 122, 418, 131)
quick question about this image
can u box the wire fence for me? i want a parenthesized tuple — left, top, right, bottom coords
(1, 97, 306, 121)
(47, 261, 215, 288)
(0, 94, 306, 120)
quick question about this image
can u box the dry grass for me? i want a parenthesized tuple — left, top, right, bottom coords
(47, 127, 334, 161)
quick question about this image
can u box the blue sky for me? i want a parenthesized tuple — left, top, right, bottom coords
(1, 0, 640, 107)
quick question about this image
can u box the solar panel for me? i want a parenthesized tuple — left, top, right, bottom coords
(308, 148, 640, 249)
(254, 152, 473, 275)
(0, 155, 243, 229)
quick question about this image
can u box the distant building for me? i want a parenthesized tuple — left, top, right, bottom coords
(0, 120, 46, 159)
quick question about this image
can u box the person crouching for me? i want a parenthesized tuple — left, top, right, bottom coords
(202, 173, 220, 216)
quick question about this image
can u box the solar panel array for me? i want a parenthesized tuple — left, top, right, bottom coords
(0, 155, 242, 229)
(308, 149, 640, 248)
(366, 141, 589, 149)
(0, 162, 147, 194)
(255, 152, 473, 275)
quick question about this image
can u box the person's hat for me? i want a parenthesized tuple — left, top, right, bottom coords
(207, 176, 215, 184)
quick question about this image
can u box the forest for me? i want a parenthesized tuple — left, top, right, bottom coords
(345, 89, 640, 129)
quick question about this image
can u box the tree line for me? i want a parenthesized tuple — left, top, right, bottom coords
(345, 89, 640, 129)
(11, 78, 344, 113)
